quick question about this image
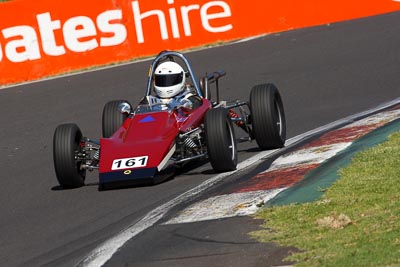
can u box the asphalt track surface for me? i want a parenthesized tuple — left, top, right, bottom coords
(0, 11, 400, 267)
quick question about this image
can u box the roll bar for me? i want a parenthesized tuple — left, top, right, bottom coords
(146, 51, 203, 98)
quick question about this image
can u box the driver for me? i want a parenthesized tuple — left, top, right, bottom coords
(151, 61, 201, 110)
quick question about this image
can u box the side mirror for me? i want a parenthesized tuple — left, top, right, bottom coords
(119, 102, 132, 115)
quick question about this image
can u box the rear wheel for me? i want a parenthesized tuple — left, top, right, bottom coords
(53, 123, 86, 188)
(205, 108, 237, 172)
(250, 83, 286, 149)
(102, 100, 130, 138)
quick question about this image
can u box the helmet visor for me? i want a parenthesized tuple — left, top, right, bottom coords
(155, 73, 183, 87)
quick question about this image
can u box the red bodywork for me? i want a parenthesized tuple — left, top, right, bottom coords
(99, 99, 211, 185)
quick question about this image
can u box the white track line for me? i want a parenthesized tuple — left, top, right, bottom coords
(165, 189, 286, 224)
(79, 97, 400, 267)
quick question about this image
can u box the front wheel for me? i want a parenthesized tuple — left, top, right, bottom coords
(53, 123, 86, 188)
(205, 108, 237, 172)
(102, 100, 131, 138)
(250, 83, 286, 149)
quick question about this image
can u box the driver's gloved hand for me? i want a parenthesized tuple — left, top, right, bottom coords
(180, 98, 193, 110)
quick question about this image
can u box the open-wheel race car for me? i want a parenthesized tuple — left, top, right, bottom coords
(53, 50, 286, 190)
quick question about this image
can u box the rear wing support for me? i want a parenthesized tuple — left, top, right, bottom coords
(204, 70, 226, 103)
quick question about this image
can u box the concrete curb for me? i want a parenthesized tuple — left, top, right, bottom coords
(166, 104, 400, 224)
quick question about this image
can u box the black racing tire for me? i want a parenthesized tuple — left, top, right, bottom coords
(53, 123, 86, 188)
(250, 83, 286, 149)
(102, 100, 130, 138)
(205, 108, 237, 172)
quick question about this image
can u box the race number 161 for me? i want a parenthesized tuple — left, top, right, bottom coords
(112, 156, 148, 170)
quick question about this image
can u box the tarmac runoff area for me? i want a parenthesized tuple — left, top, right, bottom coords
(165, 104, 400, 224)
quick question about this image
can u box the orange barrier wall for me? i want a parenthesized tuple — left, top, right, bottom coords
(0, 0, 399, 85)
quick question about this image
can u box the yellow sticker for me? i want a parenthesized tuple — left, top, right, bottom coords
(123, 170, 132, 175)
(148, 65, 152, 77)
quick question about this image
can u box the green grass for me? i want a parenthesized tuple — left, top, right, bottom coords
(252, 131, 400, 267)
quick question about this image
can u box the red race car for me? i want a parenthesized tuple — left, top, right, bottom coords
(53, 51, 286, 190)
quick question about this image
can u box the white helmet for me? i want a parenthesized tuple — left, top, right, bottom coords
(154, 61, 185, 98)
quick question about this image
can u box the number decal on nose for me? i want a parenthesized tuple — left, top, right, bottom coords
(112, 156, 148, 170)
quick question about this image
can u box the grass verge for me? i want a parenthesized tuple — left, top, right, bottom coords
(252, 130, 400, 266)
